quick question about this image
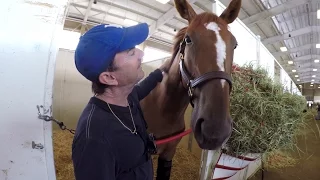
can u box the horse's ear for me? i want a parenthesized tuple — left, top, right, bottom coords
(174, 0, 197, 23)
(219, 0, 242, 24)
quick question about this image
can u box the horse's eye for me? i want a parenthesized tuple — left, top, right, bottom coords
(185, 36, 192, 44)
(234, 43, 238, 49)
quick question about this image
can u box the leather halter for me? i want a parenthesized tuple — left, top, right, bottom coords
(178, 37, 233, 107)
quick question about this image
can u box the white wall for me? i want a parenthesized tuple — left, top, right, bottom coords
(216, 2, 275, 80)
(281, 68, 292, 92)
(0, 0, 69, 180)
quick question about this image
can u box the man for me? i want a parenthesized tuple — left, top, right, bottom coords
(72, 23, 170, 180)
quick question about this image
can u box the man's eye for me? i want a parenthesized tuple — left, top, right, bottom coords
(128, 49, 135, 56)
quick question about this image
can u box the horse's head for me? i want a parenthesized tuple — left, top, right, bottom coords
(173, 0, 241, 150)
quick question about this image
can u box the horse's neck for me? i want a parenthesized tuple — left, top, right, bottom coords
(158, 57, 190, 117)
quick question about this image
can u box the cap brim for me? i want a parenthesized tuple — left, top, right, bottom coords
(118, 23, 149, 52)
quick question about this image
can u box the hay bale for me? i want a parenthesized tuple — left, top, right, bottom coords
(226, 64, 307, 156)
(53, 130, 200, 180)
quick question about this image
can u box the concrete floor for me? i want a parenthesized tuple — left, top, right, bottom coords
(249, 116, 320, 180)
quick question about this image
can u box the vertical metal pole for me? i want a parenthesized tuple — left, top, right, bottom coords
(80, 0, 94, 35)
(256, 35, 261, 68)
(199, 149, 222, 180)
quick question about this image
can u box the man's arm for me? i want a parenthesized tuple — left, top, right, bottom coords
(72, 138, 118, 180)
(133, 69, 163, 101)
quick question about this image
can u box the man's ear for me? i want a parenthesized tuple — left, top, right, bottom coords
(98, 72, 118, 86)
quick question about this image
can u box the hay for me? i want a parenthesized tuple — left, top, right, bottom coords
(226, 63, 307, 156)
(53, 130, 200, 180)
(53, 130, 74, 180)
(264, 150, 298, 169)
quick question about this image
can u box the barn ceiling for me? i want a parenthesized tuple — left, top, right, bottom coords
(63, 0, 320, 89)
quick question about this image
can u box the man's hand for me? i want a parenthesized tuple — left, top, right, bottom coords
(159, 58, 172, 73)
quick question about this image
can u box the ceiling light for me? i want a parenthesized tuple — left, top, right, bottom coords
(317, 9, 320, 19)
(295, 75, 299, 77)
(316, 44, 320, 48)
(124, 19, 138, 26)
(311, 85, 314, 86)
(292, 69, 296, 72)
(288, 61, 293, 64)
(280, 47, 287, 52)
(297, 79, 300, 81)
(312, 79, 315, 81)
(313, 69, 318, 71)
(315, 59, 319, 63)
(156, 0, 170, 4)
(311, 82, 314, 84)
(299, 85, 302, 86)
(312, 75, 316, 77)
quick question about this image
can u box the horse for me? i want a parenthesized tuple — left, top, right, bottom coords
(140, 0, 242, 179)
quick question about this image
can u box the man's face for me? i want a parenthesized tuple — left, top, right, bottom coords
(111, 47, 145, 86)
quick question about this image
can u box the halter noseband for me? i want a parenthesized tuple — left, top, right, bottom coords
(178, 38, 233, 107)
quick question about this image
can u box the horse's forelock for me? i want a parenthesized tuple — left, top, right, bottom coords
(168, 12, 228, 67)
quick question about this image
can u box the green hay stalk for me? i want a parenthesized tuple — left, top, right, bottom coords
(225, 63, 307, 156)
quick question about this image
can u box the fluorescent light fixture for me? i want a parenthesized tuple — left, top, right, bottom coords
(297, 79, 300, 81)
(318, 87, 320, 88)
(295, 75, 299, 77)
(156, 0, 170, 4)
(299, 84, 302, 86)
(316, 44, 320, 48)
(124, 19, 138, 26)
(312, 75, 316, 77)
(317, 9, 320, 19)
(313, 69, 318, 71)
(311, 85, 314, 86)
(315, 59, 319, 63)
(312, 79, 315, 81)
(280, 47, 287, 52)
(311, 82, 314, 84)
(292, 69, 296, 72)
(288, 61, 293, 64)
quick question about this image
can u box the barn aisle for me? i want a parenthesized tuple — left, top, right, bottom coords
(249, 111, 320, 180)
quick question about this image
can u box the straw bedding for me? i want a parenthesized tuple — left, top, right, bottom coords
(226, 64, 307, 156)
(53, 130, 200, 180)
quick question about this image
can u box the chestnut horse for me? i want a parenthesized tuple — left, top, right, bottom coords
(140, 0, 241, 179)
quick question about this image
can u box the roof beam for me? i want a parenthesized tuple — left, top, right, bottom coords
(282, 54, 320, 62)
(71, 2, 157, 22)
(80, 0, 94, 35)
(262, 26, 319, 45)
(252, 11, 317, 27)
(242, 0, 309, 26)
(271, 44, 314, 57)
(149, 0, 198, 36)
(298, 75, 320, 79)
(290, 68, 319, 74)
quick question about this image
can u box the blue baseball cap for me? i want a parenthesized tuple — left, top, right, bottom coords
(74, 23, 149, 82)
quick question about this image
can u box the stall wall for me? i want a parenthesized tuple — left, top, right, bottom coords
(0, 0, 69, 180)
(216, 2, 275, 80)
(53, 49, 92, 130)
(281, 68, 292, 93)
